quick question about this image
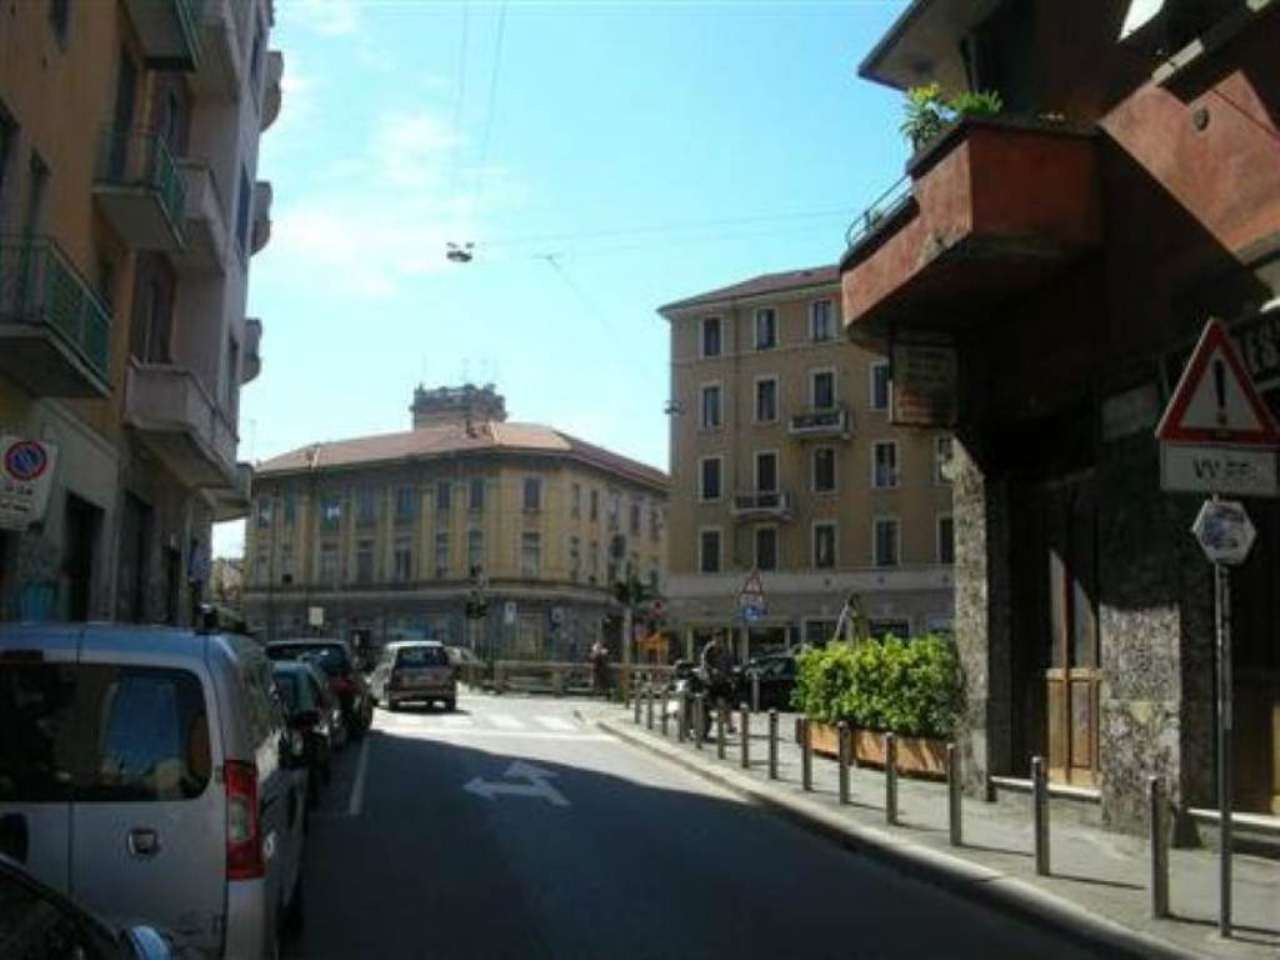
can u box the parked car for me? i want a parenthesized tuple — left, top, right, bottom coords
(0, 624, 308, 960)
(266, 639, 373, 738)
(0, 852, 175, 960)
(272, 660, 341, 809)
(738, 653, 798, 711)
(371, 641, 457, 711)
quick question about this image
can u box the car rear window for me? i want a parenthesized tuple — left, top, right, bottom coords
(396, 646, 449, 668)
(267, 644, 351, 677)
(273, 670, 301, 712)
(0, 665, 211, 804)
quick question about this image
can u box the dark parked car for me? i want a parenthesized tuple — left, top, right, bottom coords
(0, 852, 175, 960)
(739, 653, 798, 710)
(266, 640, 373, 737)
(272, 661, 342, 809)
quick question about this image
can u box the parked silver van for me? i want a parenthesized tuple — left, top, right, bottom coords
(0, 624, 307, 960)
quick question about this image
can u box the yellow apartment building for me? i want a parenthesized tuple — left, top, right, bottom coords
(0, 0, 282, 623)
(660, 265, 954, 659)
(243, 385, 669, 660)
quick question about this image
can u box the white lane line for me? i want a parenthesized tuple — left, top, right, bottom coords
(348, 735, 370, 817)
(534, 716, 577, 732)
(488, 714, 523, 730)
(388, 728, 614, 742)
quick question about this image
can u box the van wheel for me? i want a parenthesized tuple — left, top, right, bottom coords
(444, 699, 456, 712)
(283, 872, 304, 938)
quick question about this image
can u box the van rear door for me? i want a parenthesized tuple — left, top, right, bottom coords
(0, 625, 81, 892)
(69, 628, 226, 956)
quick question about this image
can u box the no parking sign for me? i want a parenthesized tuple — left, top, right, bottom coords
(0, 437, 59, 531)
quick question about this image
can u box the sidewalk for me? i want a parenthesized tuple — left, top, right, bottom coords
(586, 703, 1279, 960)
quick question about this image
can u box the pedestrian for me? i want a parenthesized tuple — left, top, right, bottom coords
(589, 640, 611, 699)
(699, 632, 736, 733)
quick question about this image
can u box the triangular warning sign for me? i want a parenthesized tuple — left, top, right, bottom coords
(740, 569, 765, 600)
(1155, 318, 1280, 447)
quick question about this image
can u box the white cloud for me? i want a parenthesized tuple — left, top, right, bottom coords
(288, 0, 360, 37)
(374, 110, 459, 189)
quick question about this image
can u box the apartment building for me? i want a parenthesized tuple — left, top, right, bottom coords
(660, 266, 954, 661)
(242, 385, 669, 660)
(0, 0, 282, 624)
(840, 0, 1280, 826)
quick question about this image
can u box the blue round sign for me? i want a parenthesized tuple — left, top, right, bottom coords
(4, 441, 49, 482)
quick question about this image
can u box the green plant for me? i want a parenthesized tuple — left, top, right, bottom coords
(900, 84, 1003, 151)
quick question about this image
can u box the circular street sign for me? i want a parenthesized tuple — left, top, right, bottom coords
(4, 440, 49, 482)
(1191, 498, 1256, 566)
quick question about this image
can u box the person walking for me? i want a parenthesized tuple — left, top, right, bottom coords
(699, 632, 736, 734)
(589, 640, 611, 700)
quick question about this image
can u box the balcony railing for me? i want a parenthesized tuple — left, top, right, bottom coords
(788, 405, 852, 439)
(0, 239, 111, 395)
(844, 175, 913, 253)
(94, 130, 187, 250)
(123, 0, 205, 70)
(262, 51, 284, 131)
(731, 491, 792, 519)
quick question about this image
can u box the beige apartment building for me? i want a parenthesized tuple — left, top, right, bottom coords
(0, 1, 282, 623)
(243, 385, 669, 660)
(660, 265, 953, 659)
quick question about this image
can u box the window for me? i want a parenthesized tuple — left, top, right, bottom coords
(873, 441, 898, 488)
(589, 489, 599, 522)
(225, 336, 240, 422)
(810, 299, 834, 341)
(701, 316, 722, 358)
(589, 540, 600, 580)
(469, 477, 485, 512)
(355, 539, 375, 584)
(813, 447, 836, 493)
(813, 522, 837, 569)
(650, 506, 661, 543)
(255, 547, 269, 586)
(755, 377, 778, 422)
(569, 536, 581, 580)
(280, 543, 294, 583)
(571, 483, 581, 518)
(320, 497, 341, 530)
(937, 514, 955, 565)
(319, 542, 339, 582)
(812, 370, 835, 410)
(393, 537, 413, 582)
(0, 106, 16, 225)
(523, 477, 542, 511)
(699, 529, 721, 574)
(630, 500, 641, 535)
(236, 166, 251, 256)
(49, 0, 70, 45)
(754, 308, 777, 350)
(434, 532, 450, 577)
(395, 485, 416, 523)
(934, 435, 954, 484)
(282, 491, 296, 528)
(755, 451, 778, 493)
(755, 527, 778, 571)
(130, 260, 174, 363)
(874, 517, 900, 567)
(700, 384, 722, 429)
(436, 480, 451, 512)
(356, 487, 377, 527)
(870, 619, 911, 641)
(255, 496, 273, 529)
(805, 620, 838, 646)
(467, 529, 484, 573)
(607, 491, 621, 530)
(870, 360, 891, 411)
(520, 532, 541, 578)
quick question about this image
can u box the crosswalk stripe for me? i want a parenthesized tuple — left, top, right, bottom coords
(489, 714, 523, 730)
(534, 716, 576, 732)
(439, 716, 475, 728)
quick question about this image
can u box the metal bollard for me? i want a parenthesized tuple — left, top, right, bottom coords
(694, 695, 705, 750)
(1150, 776, 1169, 918)
(661, 688, 670, 738)
(947, 743, 963, 847)
(633, 687, 641, 723)
(751, 671, 761, 713)
(885, 733, 898, 825)
(837, 721, 850, 805)
(801, 718, 813, 791)
(1032, 756, 1050, 876)
(768, 709, 779, 780)
(677, 691, 689, 743)
(716, 704, 726, 759)
(645, 686, 654, 730)
(740, 704, 750, 769)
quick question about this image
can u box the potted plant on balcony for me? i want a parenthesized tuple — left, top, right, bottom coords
(900, 83, 1003, 153)
(792, 633, 963, 778)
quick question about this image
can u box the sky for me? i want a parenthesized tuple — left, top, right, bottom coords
(215, 0, 914, 557)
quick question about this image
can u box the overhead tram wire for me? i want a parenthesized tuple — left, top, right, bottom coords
(447, 2, 471, 210)
(472, 0, 509, 211)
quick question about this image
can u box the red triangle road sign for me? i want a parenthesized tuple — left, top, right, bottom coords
(739, 569, 765, 600)
(1155, 318, 1280, 448)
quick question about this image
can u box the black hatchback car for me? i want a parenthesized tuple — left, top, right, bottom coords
(739, 653, 798, 710)
(266, 640, 373, 737)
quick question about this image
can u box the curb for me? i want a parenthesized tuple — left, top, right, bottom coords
(597, 716, 1199, 960)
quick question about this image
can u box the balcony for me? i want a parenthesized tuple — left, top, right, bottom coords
(0, 240, 111, 398)
(788, 405, 852, 440)
(839, 117, 1101, 344)
(191, 0, 243, 101)
(94, 130, 187, 251)
(125, 362, 238, 490)
(123, 0, 204, 71)
(262, 51, 284, 131)
(251, 181, 273, 254)
(172, 161, 228, 274)
(211, 462, 253, 522)
(731, 491, 792, 521)
(242, 318, 262, 384)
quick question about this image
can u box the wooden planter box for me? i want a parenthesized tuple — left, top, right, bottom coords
(803, 720, 948, 780)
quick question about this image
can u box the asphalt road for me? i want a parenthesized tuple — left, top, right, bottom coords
(287, 692, 1105, 960)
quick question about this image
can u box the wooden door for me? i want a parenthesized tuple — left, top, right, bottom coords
(1043, 476, 1101, 787)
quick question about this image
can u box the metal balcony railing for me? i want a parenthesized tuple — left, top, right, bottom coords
(731, 491, 792, 517)
(96, 129, 188, 241)
(0, 238, 111, 382)
(844, 175, 913, 252)
(788, 406, 852, 437)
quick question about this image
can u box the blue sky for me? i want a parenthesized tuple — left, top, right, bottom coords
(217, 0, 912, 556)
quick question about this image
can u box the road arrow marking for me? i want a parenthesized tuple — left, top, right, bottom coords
(463, 760, 570, 807)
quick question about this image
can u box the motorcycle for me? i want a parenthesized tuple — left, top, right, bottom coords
(670, 661, 735, 737)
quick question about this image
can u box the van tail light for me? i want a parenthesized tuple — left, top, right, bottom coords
(225, 761, 263, 880)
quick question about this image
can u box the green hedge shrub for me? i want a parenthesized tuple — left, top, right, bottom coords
(792, 634, 963, 739)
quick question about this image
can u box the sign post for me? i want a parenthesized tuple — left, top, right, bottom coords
(1156, 318, 1280, 938)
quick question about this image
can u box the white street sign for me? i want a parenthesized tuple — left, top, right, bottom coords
(1160, 445, 1278, 497)
(463, 760, 569, 807)
(1192, 499, 1256, 566)
(0, 437, 59, 531)
(503, 601, 517, 626)
(308, 606, 324, 627)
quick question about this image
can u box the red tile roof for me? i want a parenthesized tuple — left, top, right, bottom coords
(659, 264, 840, 314)
(256, 421, 668, 490)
